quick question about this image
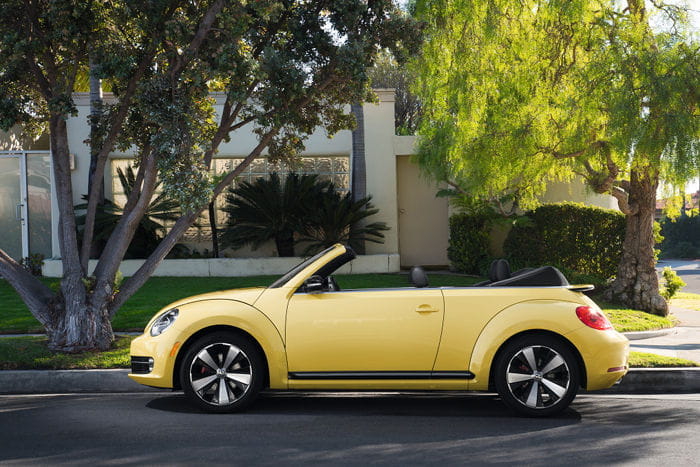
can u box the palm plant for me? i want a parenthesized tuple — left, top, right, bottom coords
(75, 165, 180, 258)
(220, 173, 325, 257)
(298, 184, 389, 255)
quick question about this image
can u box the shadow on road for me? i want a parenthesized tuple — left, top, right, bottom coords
(146, 391, 582, 421)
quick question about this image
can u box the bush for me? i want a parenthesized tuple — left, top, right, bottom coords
(447, 213, 492, 274)
(504, 203, 625, 279)
(661, 267, 686, 300)
(660, 215, 700, 259)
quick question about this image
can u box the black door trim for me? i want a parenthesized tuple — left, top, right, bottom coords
(288, 371, 475, 380)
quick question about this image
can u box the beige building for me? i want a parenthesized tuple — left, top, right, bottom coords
(0, 89, 616, 275)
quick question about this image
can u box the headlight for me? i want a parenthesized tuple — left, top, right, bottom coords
(150, 308, 179, 337)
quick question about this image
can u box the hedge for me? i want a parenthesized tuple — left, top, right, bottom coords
(660, 215, 700, 259)
(504, 203, 625, 279)
(447, 213, 491, 274)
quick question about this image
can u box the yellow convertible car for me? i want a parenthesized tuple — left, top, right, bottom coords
(129, 243, 629, 416)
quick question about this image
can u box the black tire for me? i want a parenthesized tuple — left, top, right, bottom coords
(494, 334, 580, 417)
(180, 332, 265, 413)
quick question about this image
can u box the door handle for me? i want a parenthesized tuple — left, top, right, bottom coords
(415, 304, 439, 313)
(15, 204, 23, 221)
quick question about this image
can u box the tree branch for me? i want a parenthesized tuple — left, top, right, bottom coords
(611, 185, 638, 215)
(108, 130, 278, 315)
(0, 249, 54, 327)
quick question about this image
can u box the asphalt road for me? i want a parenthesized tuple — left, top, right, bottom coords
(0, 392, 698, 465)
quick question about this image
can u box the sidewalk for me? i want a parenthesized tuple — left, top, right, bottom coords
(629, 306, 700, 363)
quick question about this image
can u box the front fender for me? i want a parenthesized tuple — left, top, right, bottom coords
(130, 299, 288, 390)
(174, 299, 288, 389)
(467, 300, 584, 390)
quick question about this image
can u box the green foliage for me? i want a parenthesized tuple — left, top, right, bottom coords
(0, 0, 422, 249)
(221, 173, 388, 257)
(660, 215, 700, 259)
(661, 267, 686, 301)
(221, 173, 324, 257)
(19, 254, 45, 277)
(368, 50, 422, 135)
(504, 203, 626, 279)
(297, 186, 389, 255)
(412, 0, 700, 204)
(447, 213, 491, 274)
(75, 166, 180, 259)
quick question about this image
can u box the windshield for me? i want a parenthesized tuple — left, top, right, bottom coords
(268, 246, 337, 288)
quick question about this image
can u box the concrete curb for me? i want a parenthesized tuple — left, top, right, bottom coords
(623, 328, 675, 340)
(0, 369, 164, 395)
(596, 368, 700, 394)
(0, 368, 698, 395)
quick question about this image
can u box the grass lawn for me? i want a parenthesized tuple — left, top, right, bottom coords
(628, 351, 697, 368)
(0, 335, 132, 370)
(0, 273, 481, 333)
(671, 292, 700, 312)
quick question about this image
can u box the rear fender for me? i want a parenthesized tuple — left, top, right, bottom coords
(467, 300, 584, 390)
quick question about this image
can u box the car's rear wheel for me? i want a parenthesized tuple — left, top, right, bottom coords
(180, 332, 264, 413)
(494, 335, 580, 417)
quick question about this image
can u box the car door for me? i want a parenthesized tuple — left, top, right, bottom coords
(285, 288, 444, 374)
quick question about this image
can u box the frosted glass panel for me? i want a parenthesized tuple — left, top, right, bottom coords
(0, 157, 22, 259)
(27, 153, 52, 257)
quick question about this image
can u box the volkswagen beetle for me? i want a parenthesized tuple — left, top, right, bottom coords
(129, 243, 629, 416)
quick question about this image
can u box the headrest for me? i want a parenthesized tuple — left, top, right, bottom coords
(488, 259, 511, 282)
(409, 266, 429, 288)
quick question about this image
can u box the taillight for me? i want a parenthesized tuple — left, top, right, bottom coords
(576, 306, 613, 330)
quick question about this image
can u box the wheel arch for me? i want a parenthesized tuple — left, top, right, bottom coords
(487, 329, 587, 391)
(172, 325, 271, 390)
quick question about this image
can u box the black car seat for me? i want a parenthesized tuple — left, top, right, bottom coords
(409, 266, 429, 288)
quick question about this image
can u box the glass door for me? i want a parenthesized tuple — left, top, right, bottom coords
(0, 155, 24, 260)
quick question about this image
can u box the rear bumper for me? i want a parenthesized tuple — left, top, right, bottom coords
(566, 327, 630, 390)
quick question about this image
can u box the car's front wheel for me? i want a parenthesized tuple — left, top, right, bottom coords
(494, 334, 580, 417)
(180, 332, 264, 413)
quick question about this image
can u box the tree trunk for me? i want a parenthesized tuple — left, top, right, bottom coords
(208, 201, 220, 258)
(351, 102, 367, 254)
(46, 297, 114, 352)
(604, 168, 668, 316)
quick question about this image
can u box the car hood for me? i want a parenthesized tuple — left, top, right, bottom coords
(165, 287, 267, 309)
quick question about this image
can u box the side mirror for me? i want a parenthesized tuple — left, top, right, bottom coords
(304, 275, 325, 293)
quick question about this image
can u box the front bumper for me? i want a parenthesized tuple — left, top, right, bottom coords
(128, 332, 181, 389)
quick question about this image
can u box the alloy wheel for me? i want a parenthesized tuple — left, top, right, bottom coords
(505, 345, 571, 410)
(188, 342, 253, 406)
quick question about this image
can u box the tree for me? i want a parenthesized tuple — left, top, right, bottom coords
(413, 0, 699, 315)
(368, 50, 422, 135)
(75, 166, 181, 259)
(0, 0, 421, 351)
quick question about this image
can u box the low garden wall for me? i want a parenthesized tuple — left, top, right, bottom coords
(42, 254, 401, 277)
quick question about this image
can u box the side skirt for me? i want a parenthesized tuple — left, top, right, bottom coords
(288, 371, 475, 380)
